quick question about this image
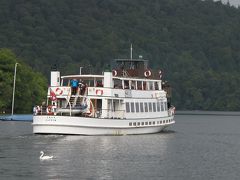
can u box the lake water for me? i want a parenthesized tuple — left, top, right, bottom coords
(0, 112, 240, 180)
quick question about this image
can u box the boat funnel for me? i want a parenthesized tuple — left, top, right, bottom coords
(103, 71, 113, 88)
(51, 69, 60, 87)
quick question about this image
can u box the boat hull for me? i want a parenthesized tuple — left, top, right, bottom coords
(32, 115, 175, 135)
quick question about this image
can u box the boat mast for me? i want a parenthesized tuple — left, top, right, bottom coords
(130, 44, 133, 60)
(11, 63, 18, 116)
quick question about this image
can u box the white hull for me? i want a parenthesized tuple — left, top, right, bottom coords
(33, 115, 175, 135)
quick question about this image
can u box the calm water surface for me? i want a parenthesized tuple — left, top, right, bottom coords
(0, 113, 240, 180)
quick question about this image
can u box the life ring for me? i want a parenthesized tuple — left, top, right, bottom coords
(55, 88, 63, 95)
(144, 70, 152, 77)
(96, 89, 103, 96)
(112, 69, 117, 76)
(47, 106, 53, 115)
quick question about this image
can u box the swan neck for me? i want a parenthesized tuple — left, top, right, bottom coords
(40, 152, 44, 158)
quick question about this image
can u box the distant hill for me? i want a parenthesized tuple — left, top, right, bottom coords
(0, 0, 240, 111)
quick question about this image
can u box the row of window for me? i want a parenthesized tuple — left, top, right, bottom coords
(129, 119, 172, 127)
(126, 101, 167, 113)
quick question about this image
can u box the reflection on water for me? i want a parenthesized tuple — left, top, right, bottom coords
(37, 133, 173, 179)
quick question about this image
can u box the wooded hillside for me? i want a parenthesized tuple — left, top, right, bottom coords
(0, 0, 240, 111)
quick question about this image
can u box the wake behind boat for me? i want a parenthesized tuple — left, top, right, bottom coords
(33, 49, 175, 135)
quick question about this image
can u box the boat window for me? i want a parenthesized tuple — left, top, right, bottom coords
(137, 81, 142, 90)
(131, 102, 135, 112)
(148, 102, 152, 112)
(140, 102, 144, 112)
(157, 101, 160, 112)
(131, 81, 136, 90)
(143, 82, 146, 90)
(141, 122, 144, 126)
(155, 82, 159, 90)
(144, 102, 148, 112)
(133, 122, 136, 126)
(153, 121, 155, 125)
(149, 122, 152, 125)
(149, 82, 153, 90)
(136, 102, 139, 113)
(153, 102, 156, 112)
(145, 122, 148, 125)
(137, 122, 140, 126)
(161, 101, 164, 111)
(129, 122, 132, 126)
(165, 102, 168, 110)
(114, 79, 122, 89)
(113, 102, 116, 112)
(88, 80, 94, 87)
(124, 80, 129, 89)
(126, 102, 130, 113)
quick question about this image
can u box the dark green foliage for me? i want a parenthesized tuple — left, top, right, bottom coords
(0, 49, 47, 113)
(0, 0, 240, 110)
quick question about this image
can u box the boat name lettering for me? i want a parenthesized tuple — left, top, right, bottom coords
(46, 117, 56, 122)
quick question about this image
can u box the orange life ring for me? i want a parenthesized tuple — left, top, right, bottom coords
(144, 70, 152, 77)
(55, 88, 63, 95)
(47, 106, 53, 115)
(96, 89, 103, 96)
(112, 70, 117, 76)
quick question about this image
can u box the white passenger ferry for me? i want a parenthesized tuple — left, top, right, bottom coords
(33, 55, 175, 135)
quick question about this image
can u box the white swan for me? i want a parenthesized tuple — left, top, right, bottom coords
(39, 151, 53, 160)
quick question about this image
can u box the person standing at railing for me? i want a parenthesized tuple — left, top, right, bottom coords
(70, 79, 79, 94)
(79, 80, 86, 95)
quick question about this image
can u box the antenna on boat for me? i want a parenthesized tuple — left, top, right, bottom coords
(79, 67, 83, 75)
(130, 44, 133, 60)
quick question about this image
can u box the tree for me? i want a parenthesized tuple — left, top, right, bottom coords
(0, 49, 47, 113)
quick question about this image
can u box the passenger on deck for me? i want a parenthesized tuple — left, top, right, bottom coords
(33, 106, 37, 115)
(96, 81, 103, 87)
(79, 80, 86, 95)
(70, 79, 79, 94)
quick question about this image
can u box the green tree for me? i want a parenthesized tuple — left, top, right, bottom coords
(0, 49, 47, 113)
